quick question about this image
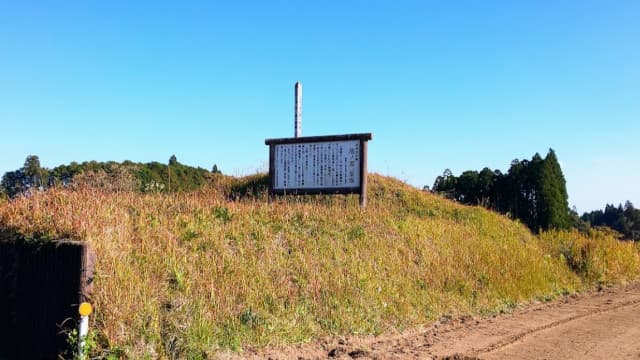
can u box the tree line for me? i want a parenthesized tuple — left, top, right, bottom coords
(581, 202, 640, 241)
(1, 155, 223, 198)
(432, 149, 571, 232)
(431, 149, 638, 240)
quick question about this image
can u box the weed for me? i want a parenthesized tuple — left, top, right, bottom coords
(64, 327, 97, 360)
(212, 206, 232, 223)
(0, 174, 637, 357)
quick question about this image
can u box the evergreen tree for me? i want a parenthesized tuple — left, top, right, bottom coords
(1, 170, 26, 197)
(503, 158, 535, 227)
(432, 169, 457, 199)
(582, 202, 640, 240)
(477, 167, 495, 206)
(537, 149, 570, 229)
(525, 154, 544, 229)
(432, 150, 571, 232)
(456, 170, 480, 203)
(23, 155, 47, 188)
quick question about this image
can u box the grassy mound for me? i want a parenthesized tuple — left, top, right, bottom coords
(0, 174, 638, 358)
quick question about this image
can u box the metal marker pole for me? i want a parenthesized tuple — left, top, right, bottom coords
(294, 81, 302, 138)
(78, 302, 93, 359)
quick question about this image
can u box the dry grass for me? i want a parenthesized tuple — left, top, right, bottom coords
(0, 173, 638, 359)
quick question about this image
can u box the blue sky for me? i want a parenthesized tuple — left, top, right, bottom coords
(1, 1, 638, 212)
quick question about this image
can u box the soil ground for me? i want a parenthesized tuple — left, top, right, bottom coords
(227, 282, 640, 359)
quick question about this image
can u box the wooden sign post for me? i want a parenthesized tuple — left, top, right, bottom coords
(265, 133, 372, 208)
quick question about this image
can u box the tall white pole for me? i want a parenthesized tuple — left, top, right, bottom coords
(78, 315, 89, 357)
(294, 81, 302, 138)
(78, 302, 93, 359)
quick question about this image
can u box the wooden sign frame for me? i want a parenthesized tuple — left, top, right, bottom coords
(265, 133, 372, 207)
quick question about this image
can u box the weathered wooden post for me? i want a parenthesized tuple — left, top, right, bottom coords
(0, 235, 95, 359)
(360, 139, 368, 208)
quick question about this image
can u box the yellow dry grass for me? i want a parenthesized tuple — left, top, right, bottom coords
(0, 174, 638, 359)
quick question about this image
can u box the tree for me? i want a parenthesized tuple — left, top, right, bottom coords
(23, 155, 47, 189)
(212, 164, 221, 174)
(456, 170, 480, 203)
(432, 169, 457, 199)
(432, 150, 570, 232)
(1, 170, 25, 197)
(625, 202, 640, 240)
(501, 151, 570, 230)
(167, 156, 176, 191)
(477, 167, 495, 206)
(1, 155, 48, 196)
(502, 158, 536, 227)
(583, 201, 640, 240)
(537, 149, 570, 230)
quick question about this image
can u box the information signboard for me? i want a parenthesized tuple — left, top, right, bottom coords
(265, 133, 372, 205)
(272, 140, 360, 190)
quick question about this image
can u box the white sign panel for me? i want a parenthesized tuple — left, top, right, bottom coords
(273, 140, 361, 190)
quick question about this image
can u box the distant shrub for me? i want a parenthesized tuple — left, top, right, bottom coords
(540, 229, 640, 284)
(228, 173, 270, 200)
(2, 157, 218, 197)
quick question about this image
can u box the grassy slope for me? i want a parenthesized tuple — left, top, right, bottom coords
(0, 174, 638, 359)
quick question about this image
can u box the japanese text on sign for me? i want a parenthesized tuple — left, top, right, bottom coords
(273, 140, 360, 190)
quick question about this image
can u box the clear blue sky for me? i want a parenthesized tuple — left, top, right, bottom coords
(1, 1, 638, 212)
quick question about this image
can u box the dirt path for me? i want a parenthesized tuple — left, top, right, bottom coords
(233, 282, 640, 359)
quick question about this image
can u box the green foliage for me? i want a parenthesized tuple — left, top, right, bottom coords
(432, 149, 571, 232)
(228, 173, 270, 200)
(540, 229, 640, 284)
(48, 161, 83, 186)
(582, 201, 640, 241)
(1, 156, 217, 197)
(64, 327, 98, 360)
(212, 206, 233, 223)
(1, 155, 49, 196)
(156, 162, 209, 192)
(1, 170, 25, 197)
(537, 150, 571, 230)
(23, 155, 48, 188)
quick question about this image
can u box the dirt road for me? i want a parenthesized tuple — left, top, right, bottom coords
(238, 282, 640, 359)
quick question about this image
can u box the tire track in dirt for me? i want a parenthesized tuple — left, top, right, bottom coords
(473, 296, 640, 358)
(233, 282, 640, 359)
